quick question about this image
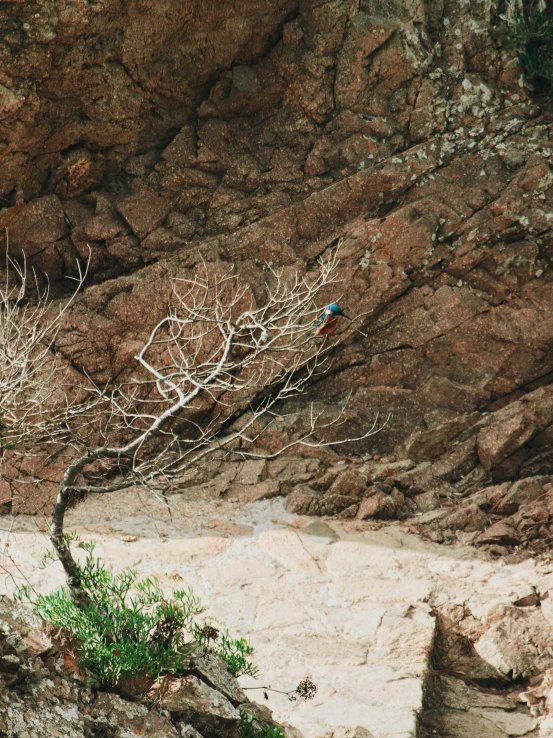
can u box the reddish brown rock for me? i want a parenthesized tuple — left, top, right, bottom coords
(477, 389, 553, 471)
(356, 492, 395, 520)
(405, 414, 479, 463)
(339, 503, 360, 519)
(141, 227, 186, 254)
(0, 1, 298, 201)
(311, 466, 342, 491)
(326, 470, 367, 499)
(494, 477, 553, 516)
(477, 406, 538, 472)
(323, 493, 359, 513)
(116, 193, 172, 239)
(285, 486, 323, 515)
(439, 503, 489, 533)
(414, 489, 441, 513)
(4, 195, 68, 255)
(491, 447, 528, 483)
(431, 438, 480, 484)
(475, 519, 519, 547)
(83, 211, 129, 242)
(105, 235, 143, 268)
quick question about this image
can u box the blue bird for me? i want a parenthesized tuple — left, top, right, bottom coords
(313, 303, 351, 337)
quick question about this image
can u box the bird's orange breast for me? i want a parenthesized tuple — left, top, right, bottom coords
(314, 315, 339, 336)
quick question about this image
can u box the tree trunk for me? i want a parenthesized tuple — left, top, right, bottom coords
(50, 455, 93, 610)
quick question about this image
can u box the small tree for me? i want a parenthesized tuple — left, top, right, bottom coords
(1, 248, 379, 607)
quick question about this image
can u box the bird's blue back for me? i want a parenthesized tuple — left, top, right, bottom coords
(315, 303, 342, 327)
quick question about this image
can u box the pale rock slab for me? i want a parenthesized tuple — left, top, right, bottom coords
(473, 709, 536, 736)
(5, 493, 553, 737)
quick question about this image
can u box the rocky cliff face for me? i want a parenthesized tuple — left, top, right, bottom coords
(0, 0, 296, 203)
(2, 0, 553, 550)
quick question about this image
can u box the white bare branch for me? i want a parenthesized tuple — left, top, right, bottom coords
(1, 244, 382, 607)
(0, 245, 89, 453)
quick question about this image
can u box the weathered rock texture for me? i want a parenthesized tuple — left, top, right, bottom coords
(0, 0, 296, 203)
(3, 0, 553, 522)
(0, 595, 283, 738)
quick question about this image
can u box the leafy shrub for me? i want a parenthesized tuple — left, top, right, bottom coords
(17, 542, 257, 689)
(503, 0, 553, 92)
(239, 711, 285, 738)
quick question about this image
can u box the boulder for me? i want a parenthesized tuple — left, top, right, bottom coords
(88, 692, 149, 732)
(430, 438, 479, 484)
(475, 519, 519, 547)
(356, 492, 395, 520)
(6, 195, 68, 249)
(310, 466, 342, 491)
(439, 503, 488, 533)
(338, 503, 360, 518)
(147, 676, 240, 736)
(105, 234, 143, 267)
(477, 389, 553, 471)
(405, 414, 479, 462)
(285, 486, 323, 515)
(116, 192, 172, 239)
(229, 479, 281, 503)
(83, 210, 128, 241)
(236, 460, 267, 485)
(477, 406, 537, 472)
(142, 711, 181, 738)
(394, 463, 436, 495)
(181, 727, 205, 738)
(475, 606, 553, 680)
(326, 469, 367, 498)
(414, 489, 441, 513)
(190, 652, 247, 705)
(0, 596, 52, 657)
(494, 477, 553, 516)
(324, 493, 361, 513)
(141, 227, 187, 254)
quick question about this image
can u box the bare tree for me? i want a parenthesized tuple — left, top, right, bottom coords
(1, 248, 380, 607)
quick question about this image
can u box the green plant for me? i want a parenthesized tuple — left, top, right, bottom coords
(217, 632, 259, 678)
(194, 622, 259, 678)
(503, 0, 553, 92)
(239, 710, 285, 738)
(17, 543, 258, 689)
